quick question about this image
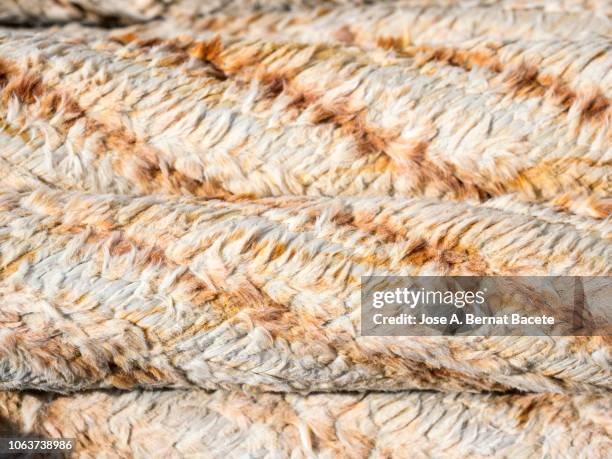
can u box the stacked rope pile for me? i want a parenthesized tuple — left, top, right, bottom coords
(0, 1, 610, 457)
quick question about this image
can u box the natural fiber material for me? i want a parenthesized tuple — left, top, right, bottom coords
(0, 186, 610, 393)
(1, 389, 610, 458)
(0, 27, 610, 217)
(0, 0, 610, 457)
(2, 1, 611, 27)
(0, 0, 167, 25)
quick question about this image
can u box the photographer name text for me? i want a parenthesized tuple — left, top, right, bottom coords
(372, 313, 555, 326)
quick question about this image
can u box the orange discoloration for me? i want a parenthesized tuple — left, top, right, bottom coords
(96, 113, 232, 198)
(110, 32, 138, 45)
(111, 239, 134, 256)
(157, 54, 189, 67)
(355, 130, 389, 156)
(145, 164, 231, 198)
(307, 104, 336, 123)
(516, 397, 546, 427)
(38, 92, 84, 118)
(138, 37, 165, 48)
(401, 243, 488, 274)
(453, 49, 503, 73)
(308, 104, 393, 156)
(107, 365, 173, 389)
(0, 251, 36, 278)
(249, 197, 491, 273)
(269, 243, 287, 261)
(587, 197, 612, 219)
(165, 285, 265, 341)
(514, 156, 606, 202)
(381, 41, 503, 74)
(552, 194, 612, 219)
(338, 114, 390, 155)
(396, 139, 487, 199)
(350, 210, 405, 244)
(330, 211, 354, 226)
(372, 153, 393, 173)
(197, 16, 226, 31)
(189, 36, 227, 79)
(579, 90, 610, 123)
(327, 208, 488, 272)
(339, 345, 509, 392)
(376, 36, 403, 51)
(109, 34, 227, 80)
(503, 63, 545, 97)
(406, 139, 428, 162)
(333, 25, 355, 45)
(205, 46, 398, 159)
(0, 58, 86, 134)
(189, 36, 224, 64)
(260, 73, 288, 98)
(378, 40, 611, 126)
(286, 90, 319, 111)
(3, 73, 43, 103)
(0, 58, 15, 85)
